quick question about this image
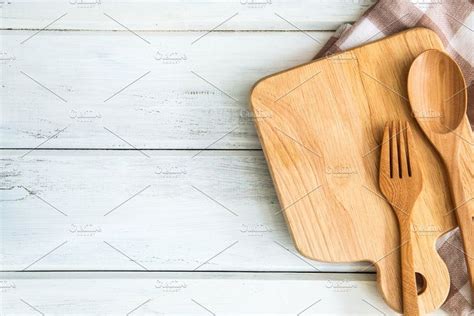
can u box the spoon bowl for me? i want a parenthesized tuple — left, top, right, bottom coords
(408, 49, 467, 134)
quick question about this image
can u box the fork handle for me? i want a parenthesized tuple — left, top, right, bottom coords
(399, 218, 421, 316)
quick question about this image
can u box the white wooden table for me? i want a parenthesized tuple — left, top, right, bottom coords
(0, 1, 446, 315)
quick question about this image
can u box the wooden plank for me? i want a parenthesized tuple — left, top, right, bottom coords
(0, 272, 410, 315)
(1, 1, 371, 31)
(1, 30, 331, 149)
(0, 150, 371, 272)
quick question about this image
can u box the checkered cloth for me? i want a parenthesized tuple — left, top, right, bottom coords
(313, 0, 473, 314)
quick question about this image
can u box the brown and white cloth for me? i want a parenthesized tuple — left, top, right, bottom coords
(313, 0, 473, 314)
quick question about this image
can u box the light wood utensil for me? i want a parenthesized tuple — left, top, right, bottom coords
(379, 121, 423, 316)
(251, 28, 456, 313)
(408, 49, 474, 296)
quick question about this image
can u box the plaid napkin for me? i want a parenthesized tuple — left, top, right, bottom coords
(313, 0, 473, 314)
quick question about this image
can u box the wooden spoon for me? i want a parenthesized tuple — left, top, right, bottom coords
(408, 49, 474, 296)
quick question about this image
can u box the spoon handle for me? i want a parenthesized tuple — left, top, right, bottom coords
(453, 201, 474, 295)
(442, 124, 474, 301)
(446, 135, 474, 298)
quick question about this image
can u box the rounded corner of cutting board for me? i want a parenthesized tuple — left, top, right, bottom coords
(249, 67, 295, 104)
(402, 27, 444, 48)
(249, 77, 268, 110)
(403, 26, 437, 37)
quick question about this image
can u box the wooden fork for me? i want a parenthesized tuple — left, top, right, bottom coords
(379, 121, 423, 316)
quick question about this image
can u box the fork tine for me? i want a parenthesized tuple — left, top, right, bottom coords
(406, 122, 419, 178)
(398, 121, 409, 178)
(380, 122, 391, 178)
(390, 121, 400, 178)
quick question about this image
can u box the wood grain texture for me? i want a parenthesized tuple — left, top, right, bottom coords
(0, 30, 330, 149)
(250, 28, 457, 313)
(408, 49, 474, 297)
(0, 150, 371, 272)
(379, 122, 423, 316)
(0, 0, 371, 31)
(0, 272, 404, 315)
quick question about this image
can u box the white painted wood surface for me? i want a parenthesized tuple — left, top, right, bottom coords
(0, 1, 450, 314)
(1, 31, 331, 149)
(1, 150, 371, 272)
(0, 272, 411, 316)
(1, 1, 372, 31)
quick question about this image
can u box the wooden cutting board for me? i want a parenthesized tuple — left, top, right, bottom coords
(250, 28, 458, 313)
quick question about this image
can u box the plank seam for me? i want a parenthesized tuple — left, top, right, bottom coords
(0, 28, 337, 33)
(0, 148, 264, 151)
(0, 270, 376, 274)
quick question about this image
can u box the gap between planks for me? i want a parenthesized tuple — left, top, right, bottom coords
(1, 28, 336, 32)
